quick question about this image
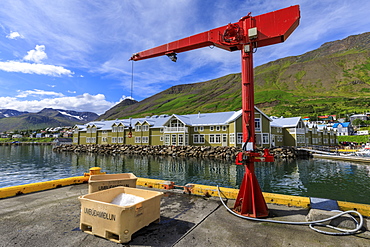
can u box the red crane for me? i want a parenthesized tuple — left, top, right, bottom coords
(130, 5, 300, 218)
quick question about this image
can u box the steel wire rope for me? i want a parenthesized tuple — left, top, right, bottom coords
(131, 60, 134, 98)
(217, 186, 364, 236)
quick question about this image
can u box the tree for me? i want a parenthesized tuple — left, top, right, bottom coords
(352, 119, 365, 127)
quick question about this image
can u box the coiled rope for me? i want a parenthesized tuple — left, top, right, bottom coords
(217, 186, 364, 235)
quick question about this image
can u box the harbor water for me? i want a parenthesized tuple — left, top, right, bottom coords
(1, 145, 370, 204)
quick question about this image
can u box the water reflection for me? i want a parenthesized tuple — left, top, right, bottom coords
(1, 145, 370, 204)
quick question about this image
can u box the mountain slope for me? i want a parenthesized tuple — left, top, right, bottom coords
(0, 108, 98, 132)
(0, 109, 29, 119)
(99, 32, 370, 120)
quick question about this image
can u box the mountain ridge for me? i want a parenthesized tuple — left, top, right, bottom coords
(0, 108, 98, 132)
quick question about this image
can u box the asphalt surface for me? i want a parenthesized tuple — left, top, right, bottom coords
(0, 184, 369, 247)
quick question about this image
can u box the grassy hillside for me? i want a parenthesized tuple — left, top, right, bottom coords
(96, 32, 370, 120)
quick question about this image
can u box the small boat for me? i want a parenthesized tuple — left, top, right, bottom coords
(355, 144, 370, 157)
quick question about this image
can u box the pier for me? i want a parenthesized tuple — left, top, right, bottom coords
(1, 181, 369, 246)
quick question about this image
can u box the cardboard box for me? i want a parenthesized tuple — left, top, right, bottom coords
(79, 186, 163, 243)
(88, 173, 137, 193)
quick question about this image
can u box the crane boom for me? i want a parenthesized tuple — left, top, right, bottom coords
(130, 5, 300, 61)
(129, 5, 300, 218)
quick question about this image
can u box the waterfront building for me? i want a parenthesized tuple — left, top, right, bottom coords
(73, 108, 337, 148)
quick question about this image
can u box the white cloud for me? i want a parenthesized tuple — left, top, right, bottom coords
(6, 31, 24, 39)
(0, 93, 115, 114)
(23, 45, 47, 63)
(0, 0, 369, 108)
(0, 61, 73, 76)
(16, 89, 64, 98)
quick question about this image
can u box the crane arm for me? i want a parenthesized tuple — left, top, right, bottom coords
(130, 5, 300, 61)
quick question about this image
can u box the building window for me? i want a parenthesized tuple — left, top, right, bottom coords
(237, 133, 243, 144)
(210, 126, 214, 131)
(112, 127, 117, 132)
(209, 134, 221, 144)
(209, 134, 221, 143)
(216, 126, 220, 131)
(215, 134, 221, 143)
(135, 137, 141, 143)
(160, 128, 164, 133)
(194, 127, 198, 132)
(199, 134, 205, 143)
(135, 125, 141, 132)
(171, 134, 176, 145)
(91, 137, 96, 143)
(118, 126, 124, 132)
(255, 119, 261, 131)
(262, 133, 269, 144)
(199, 126, 204, 132)
(112, 137, 117, 143)
(178, 134, 183, 145)
(160, 136, 163, 141)
(229, 133, 235, 144)
(164, 134, 170, 145)
(102, 131, 107, 134)
(86, 137, 90, 143)
(102, 137, 107, 142)
(193, 134, 199, 143)
(142, 125, 149, 131)
(118, 137, 123, 143)
(222, 126, 227, 131)
(193, 134, 205, 144)
(142, 136, 149, 143)
(222, 134, 227, 143)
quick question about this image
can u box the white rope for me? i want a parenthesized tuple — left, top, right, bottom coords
(217, 186, 364, 235)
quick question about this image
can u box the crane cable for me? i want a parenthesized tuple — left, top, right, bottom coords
(217, 186, 364, 236)
(131, 60, 134, 99)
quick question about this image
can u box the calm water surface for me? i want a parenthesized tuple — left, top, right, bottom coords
(1, 145, 370, 204)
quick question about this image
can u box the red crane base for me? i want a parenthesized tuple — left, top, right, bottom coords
(233, 162, 269, 218)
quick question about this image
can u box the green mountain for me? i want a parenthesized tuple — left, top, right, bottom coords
(98, 32, 369, 120)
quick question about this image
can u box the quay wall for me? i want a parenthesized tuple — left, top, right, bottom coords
(53, 144, 312, 160)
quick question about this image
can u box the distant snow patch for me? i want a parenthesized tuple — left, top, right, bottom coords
(58, 110, 83, 120)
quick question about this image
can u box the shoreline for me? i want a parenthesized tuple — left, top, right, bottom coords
(0, 142, 52, 145)
(53, 144, 313, 160)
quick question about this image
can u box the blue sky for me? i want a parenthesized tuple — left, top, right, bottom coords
(0, 0, 369, 115)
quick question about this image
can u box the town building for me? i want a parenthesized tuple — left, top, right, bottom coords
(332, 122, 353, 136)
(73, 108, 338, 148)
(350, 114, 368, 123)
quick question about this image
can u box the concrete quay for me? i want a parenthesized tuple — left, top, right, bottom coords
(0, 183, 369, 247)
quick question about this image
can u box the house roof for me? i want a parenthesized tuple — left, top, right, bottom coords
(270, 116, 301, 128)
(306, 123, 317, 128)
(78, 115, 172, 131)
(171, 111, 241, 126)
(317, 124, 327, 130)
(79, 108, 272, 131)
(333, 122, 351, 128)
